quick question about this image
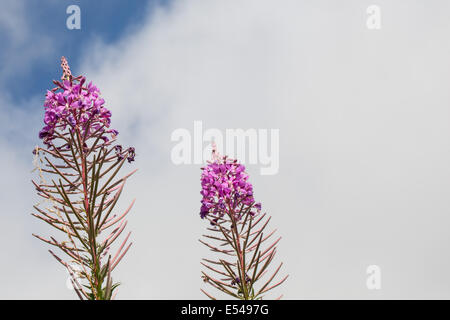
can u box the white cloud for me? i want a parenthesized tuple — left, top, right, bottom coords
(77, 0, 450, 299)
(0, 0, 53, 80)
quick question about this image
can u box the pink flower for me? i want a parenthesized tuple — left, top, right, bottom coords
(39, 76, 116, 146)
(200, 153, 260, 219)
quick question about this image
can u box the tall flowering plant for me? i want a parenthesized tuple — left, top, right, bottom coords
(32, 57, 136, 300)
(199, 144, 287, 299)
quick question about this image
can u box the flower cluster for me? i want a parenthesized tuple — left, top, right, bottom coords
(231, 274, 251, 286)
(39, 74, 116, 146)
(200, 155, 261, 219)
(114, 145, 136, 163)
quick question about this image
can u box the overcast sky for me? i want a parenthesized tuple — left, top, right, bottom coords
(2, 0, 450, 299)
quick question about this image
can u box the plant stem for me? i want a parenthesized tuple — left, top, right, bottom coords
(229, 204, 250, 300)
(77, 128, 102, 299)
